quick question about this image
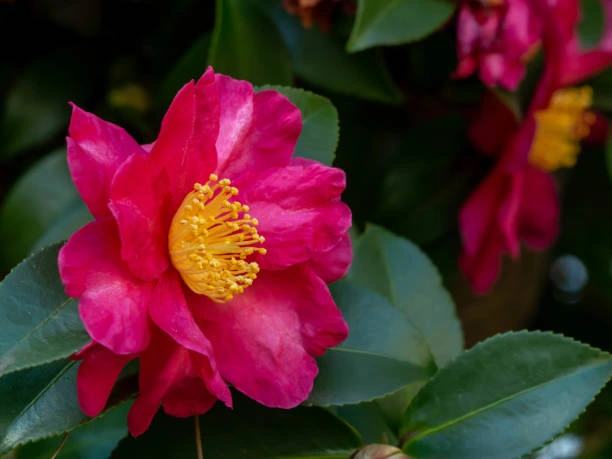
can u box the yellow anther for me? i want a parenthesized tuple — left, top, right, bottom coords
(168, 176, 265, 302)
(529, 86, 594, 172)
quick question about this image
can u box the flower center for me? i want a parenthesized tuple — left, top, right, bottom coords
(529, 87, 595, 172)
(168, 174, 266, 303)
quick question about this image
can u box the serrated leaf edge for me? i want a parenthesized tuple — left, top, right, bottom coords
(401, 330, 612, 454)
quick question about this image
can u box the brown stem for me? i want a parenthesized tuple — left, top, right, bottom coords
(195, 415, 204, 459)
(49, 432, 69, 459)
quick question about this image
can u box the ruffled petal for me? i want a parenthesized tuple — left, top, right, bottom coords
(74, 342, 135, 417)
(128, 331, 192, 436)
(149, 270, 232, 405)
(148, 67, 219, 204)
(109, 70, 219, 281)
(192, 266, 347, 409)
(518, 165, 559, 249)
(162, 377, 217, 418)
(234, 161, 351, 271)
(307, 232, 353, 283)
(215, 75, 301, 177)
(58, 220, 153, 354)
(67, 104, 146, 219)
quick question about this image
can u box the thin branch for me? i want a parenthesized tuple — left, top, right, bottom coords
(49, 432, 69, 459)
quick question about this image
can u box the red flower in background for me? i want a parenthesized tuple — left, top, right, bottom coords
(454, 0, 542, 90)
(59, 67, 351, 436)
(459, 0, 612, 293)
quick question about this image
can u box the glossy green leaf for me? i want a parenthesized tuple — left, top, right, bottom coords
(112, 394, 362, 458)
(0, 360, 136, 455)
(259, 85, 339, 165)
(348, 224, 463, 369)
(208, 0, 293, 85)
(16, 404, 130, 459)
(308, 281, 435, 406)
(347, 0, 456, 52)
(0, 149, 91, 271)
(0, 244, 89, 378)
(336, 402, 397, 444)
(0, 49, 92, 159)
(256, 0, 403, 104)
(401, 331, 612, 459)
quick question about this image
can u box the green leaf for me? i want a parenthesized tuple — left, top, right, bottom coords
(208, 0, 293, 85)
(0, 244, 89, 378)
(347, 0, 456, 52)
(336, 403, 397, 444)
(0, 49, 92, 159)
(308, 281, 435, 406)
(579, 0, 605, 48)
(0, 360, 136, 455)
(112, 394, 362, 459)
(16, 403, 130, 459)
(401, 331, 612, 459)
(0, 149, 91, 271)
(256, 0, 403, 104)
(348, 224, 463, 369)
(258, 86, 339, 165)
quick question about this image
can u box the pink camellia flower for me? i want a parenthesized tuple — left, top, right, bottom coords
(59, 67, 351, 436)
(454, 0, 542, 90)
(459, 0, 612, 293)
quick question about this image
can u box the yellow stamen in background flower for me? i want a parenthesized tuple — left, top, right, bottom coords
(529, 87, 595, 172)
(168, 174, 266, 303)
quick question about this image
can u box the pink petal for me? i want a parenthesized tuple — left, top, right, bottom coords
(162, 377, 217, 418)
(58, 219, 153, 354)
(148, 67, 219, 204)
(67, 104, 146, 219)
(308, 232, 353, 283)
(215, 75, 301, 178)
(149, 270, 232, 405)
(109, 70, 219, 281)
(561, 50, 612, 86)
(192, 266, 347, 409)
(74, 343, 134, 417)
(497, 171, 524, 258)
(459, 231, 506, 294)
(234, 161, 351, 271)
(518, 166, 559, 249)
(459, 168, 510, 257)
(128, 331, 192, 436)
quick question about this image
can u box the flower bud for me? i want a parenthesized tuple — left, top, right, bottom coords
(351, 444, 410, 459)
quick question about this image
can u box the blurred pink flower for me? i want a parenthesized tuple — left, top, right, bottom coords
(454, 0, 542, 90)
(459, 0, 612, 293)
(59, 67, 351, 435)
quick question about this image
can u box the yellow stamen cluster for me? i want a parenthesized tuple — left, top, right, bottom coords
(168, 174, 266, 302)
(529, 86, 595, 172)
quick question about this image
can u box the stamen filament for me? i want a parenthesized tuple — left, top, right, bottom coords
(168, 174, 265, 302)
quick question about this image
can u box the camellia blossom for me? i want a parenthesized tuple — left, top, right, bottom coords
(459, 0, 612, 293)
(454, 0, 542, 90)
(59, 67, 351, 436)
